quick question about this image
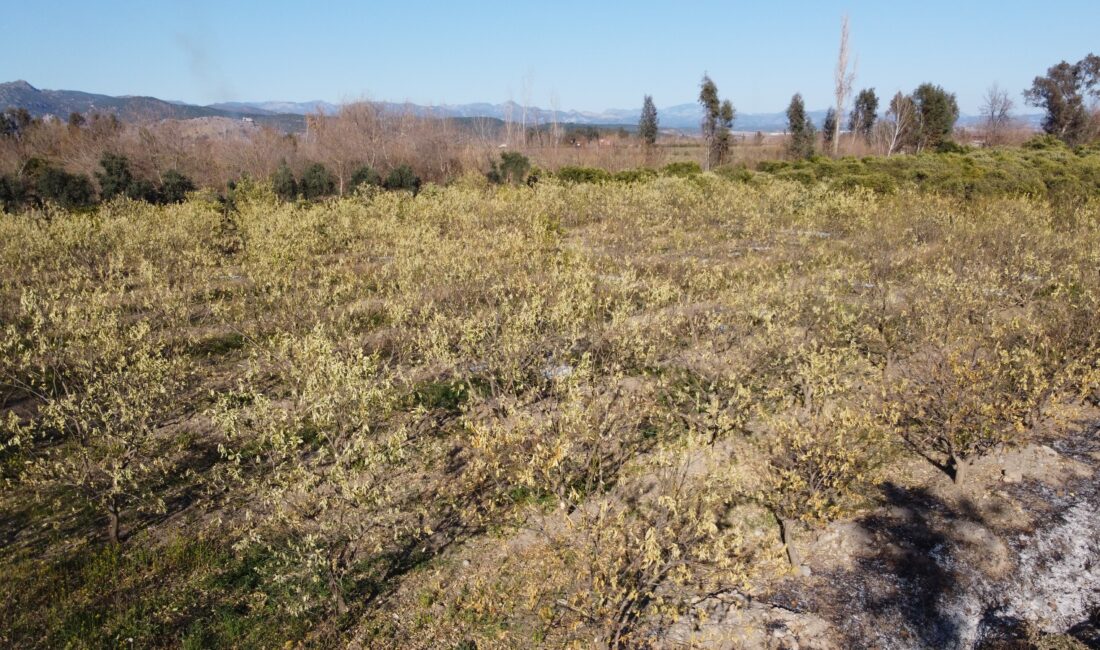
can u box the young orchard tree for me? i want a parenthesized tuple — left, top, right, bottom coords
(3, 291, 182, 545)
(760, 405, 884, 567)
(756, 345, 884, 568)
(786, 93, 816, 159)
(214, 330, 405, 616)
(548, 466, 752, 646)
(1025, 53, 1100, 145)
(472, 371, 753, 645)
(884, 285, 1081, 486)
(638, 94, 659, 147)
(848, 88, 879, 141)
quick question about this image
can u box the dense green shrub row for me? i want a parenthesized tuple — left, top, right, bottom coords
(0, 154, 195, 212)
(272, 161, 422, 202)
(7, 140, 1100, 214)
(554, 161, 699, 184)
(543, 139, 1100, 208)
(0, 155, 426, 214)
(755, 137, 1100, 204)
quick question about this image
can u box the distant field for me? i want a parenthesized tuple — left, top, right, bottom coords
(2, 171, 1098, 647)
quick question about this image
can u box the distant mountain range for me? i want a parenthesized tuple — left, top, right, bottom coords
(205, 98, 831, 132)
(0, 80, 304, 131)
(2, 80, 1042, 134)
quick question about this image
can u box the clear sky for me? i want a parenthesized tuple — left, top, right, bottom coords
(2, 1, 1098, 114)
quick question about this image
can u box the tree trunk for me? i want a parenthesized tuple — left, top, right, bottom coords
(949, 453, 969, 485)
(107, 500, 121, 545)
(329, 569, 348, 616)
(801, 377, 814, 416)
(775, 513, 802, 569)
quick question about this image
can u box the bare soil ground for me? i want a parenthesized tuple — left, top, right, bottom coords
(671, 411, 1100, 649)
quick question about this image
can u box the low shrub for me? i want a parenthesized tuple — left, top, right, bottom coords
(299, 163, 337, 200)
(487, 151, 531, 185)
(555, 165, 611, 184)
(661, 161, 702, 177)
(159, 170, 196, 204)
(611, 168, 658, 184)
(271, 161, 298, 202)
(383, 164, 422, 194)
(349, 165, 382, 192)
(714, 165, 756, 183)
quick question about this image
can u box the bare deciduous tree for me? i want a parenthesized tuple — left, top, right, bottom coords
(832, 14, 856, 155)
(881, 91, 916, 156)
(304, 103, 385, 195)
(980, 83, 1015, 146)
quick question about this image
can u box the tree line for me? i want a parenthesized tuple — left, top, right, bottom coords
(2, 46, 1098, 212)
(635, 41, 1100, 161)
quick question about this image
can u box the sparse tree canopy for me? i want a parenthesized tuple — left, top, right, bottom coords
(883, 91, 917, 156)
(0, 174, 21, 212)
(1025, 53, 1100, 145)
(36, 166, 96, 209)
(832, 15, 855, 154)
(0, 107, 33, 139)
(349, 165, 382, 192)
(487, 151, 531, 185)
(639, 95, 659, 146)
(699, 75, 720, 167)
(699, 76, 736, 168)
(786, 93, 816, 159)
(717, 100, 735, 164)
(849, 88, 878, 140)
(980, 84, 1015, 146)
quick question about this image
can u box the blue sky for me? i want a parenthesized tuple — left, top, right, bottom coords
(2, 1, 1098, 114)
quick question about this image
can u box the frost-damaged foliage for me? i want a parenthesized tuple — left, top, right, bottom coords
(532, 465, 754, 648)
(212, 329, 408, 616)
(754, 344, 888, 567)
(0, 172, 1098, 647)
(1, 289, 184, 544)
(883, 259, 1100, 484)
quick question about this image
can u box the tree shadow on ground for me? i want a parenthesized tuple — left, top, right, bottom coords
(774, 481, 991, 648)
(853, 482, 976, 648)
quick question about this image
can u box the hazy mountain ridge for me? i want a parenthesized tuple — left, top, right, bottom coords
(3, 80, 1040, 133)
(0, 80, 304, 130)
(210, 98, 1041, 131)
